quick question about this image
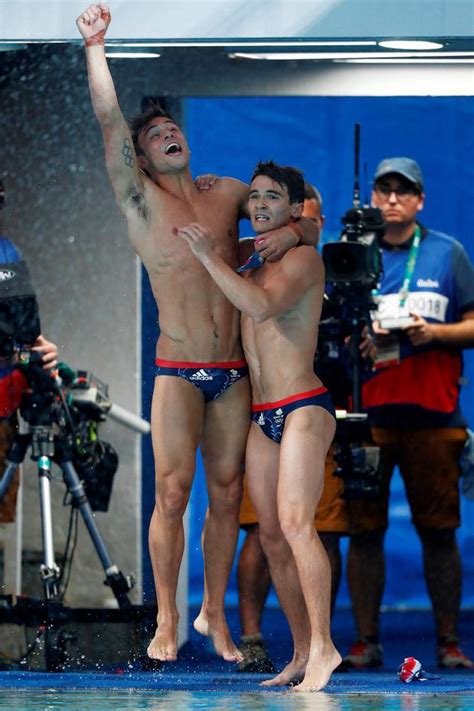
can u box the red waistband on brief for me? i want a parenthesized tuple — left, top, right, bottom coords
(155, 358, 248, 369)
(252, 386, 328, 412)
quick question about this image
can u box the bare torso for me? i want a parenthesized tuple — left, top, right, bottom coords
(240, 248, 325, 404)
(128, 177, 246, 361)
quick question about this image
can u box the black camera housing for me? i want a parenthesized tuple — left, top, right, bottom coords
(323, 207, 384, 288)
(0, 259, 41, 358)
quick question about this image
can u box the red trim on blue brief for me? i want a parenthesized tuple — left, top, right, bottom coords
(252, 386, 328, 412)
(155, 358, 247, 368)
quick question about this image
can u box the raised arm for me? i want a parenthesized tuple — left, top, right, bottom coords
(76, 4, 145, 215)
(178, 223, 322, 322)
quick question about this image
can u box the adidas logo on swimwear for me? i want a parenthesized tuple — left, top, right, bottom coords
(258, 413, 265, 425)
(190, 369, 213, 381)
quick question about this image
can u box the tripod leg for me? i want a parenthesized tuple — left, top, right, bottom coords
(37, 456, 61, 600)
(0, 433, 30, 501)
(59, 459, 133, 608)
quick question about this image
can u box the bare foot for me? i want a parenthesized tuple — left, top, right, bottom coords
(147, 619, 178, 662)
(193, 611, 243, 662)
(293, 643, 342, 692)
(260, 656, 307, 687)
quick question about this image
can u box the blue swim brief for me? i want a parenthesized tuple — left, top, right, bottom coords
(155, 358, 248, 403)
(251, 386, 336, 444)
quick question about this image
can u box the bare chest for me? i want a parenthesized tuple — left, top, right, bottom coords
(129, 192, 239, 275)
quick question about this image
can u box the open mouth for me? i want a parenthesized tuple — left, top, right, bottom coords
(164, 142, 182, 155)
(254, 213, 270, 222)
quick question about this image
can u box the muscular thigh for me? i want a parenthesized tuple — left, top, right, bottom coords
(245, 422, 280, 533)
(398, 428, 466, 529)
(151, 375, 205, 487)
(200, 376, 250, 487)
(277, 406, 336, 522)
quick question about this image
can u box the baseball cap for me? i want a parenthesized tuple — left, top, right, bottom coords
(374, 157, 424, 190)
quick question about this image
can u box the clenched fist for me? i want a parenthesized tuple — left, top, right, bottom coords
(76, 3, 111, 45)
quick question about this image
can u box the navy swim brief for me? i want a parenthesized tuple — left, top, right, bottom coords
(155, 358, 248, 402)
(251, 386, 335, 443)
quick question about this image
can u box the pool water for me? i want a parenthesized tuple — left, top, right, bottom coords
(1, 690, 474, 711)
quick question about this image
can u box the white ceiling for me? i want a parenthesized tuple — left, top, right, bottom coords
(1, 0, 473, 41)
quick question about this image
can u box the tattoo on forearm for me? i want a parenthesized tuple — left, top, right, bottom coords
(122, 138, 135, 167)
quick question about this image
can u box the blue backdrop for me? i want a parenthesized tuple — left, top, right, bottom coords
(142, 96, 474, 610)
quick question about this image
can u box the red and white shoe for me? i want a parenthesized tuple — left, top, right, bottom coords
(341, 639, 383, 669)
(437, 639, 474, 669)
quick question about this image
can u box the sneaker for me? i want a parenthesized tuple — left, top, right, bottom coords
(237, 635, 276, 674)
(437, 638, 474, 669)
(339, 638, 383, 670)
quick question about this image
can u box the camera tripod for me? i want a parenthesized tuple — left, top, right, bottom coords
(0, 420, 134, 608)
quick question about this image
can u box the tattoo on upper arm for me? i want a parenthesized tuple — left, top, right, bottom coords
(122, 138, 135, 167)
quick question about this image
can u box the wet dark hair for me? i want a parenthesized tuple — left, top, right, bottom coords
(251, 161, 305, 204)
(128, 101, 178, 155)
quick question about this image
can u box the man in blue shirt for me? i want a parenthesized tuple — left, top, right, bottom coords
(344, 157, 474, 670)
(0, 223, 57, 522)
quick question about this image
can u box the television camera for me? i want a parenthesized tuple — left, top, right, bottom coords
(319, 124, 385, 499)
(0, 251, 150, 605)
(5, 354, 149, 512)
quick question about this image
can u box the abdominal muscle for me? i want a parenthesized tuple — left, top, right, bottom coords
(149, 263, 243, 363)
(241, 315, 322, 405)
(128, 176, 245, 362)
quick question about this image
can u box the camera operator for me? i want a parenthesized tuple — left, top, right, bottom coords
(343, 157, 474, 670)
(0, 209, 58, 525)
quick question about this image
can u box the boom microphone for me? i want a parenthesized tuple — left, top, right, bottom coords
(107, 402, 151, 435)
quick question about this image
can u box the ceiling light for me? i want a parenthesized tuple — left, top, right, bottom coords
(378, 40, 444, 50)
(230, 52, 336, 60)
(230, 52, 386, 60)
(229, 51, 473, 61)
(105, 43, 165, 48)
(105, 51, 161, 59)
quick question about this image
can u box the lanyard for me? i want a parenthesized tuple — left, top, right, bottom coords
(398, 224, 422, 307)
(372, 224, 422, 305)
